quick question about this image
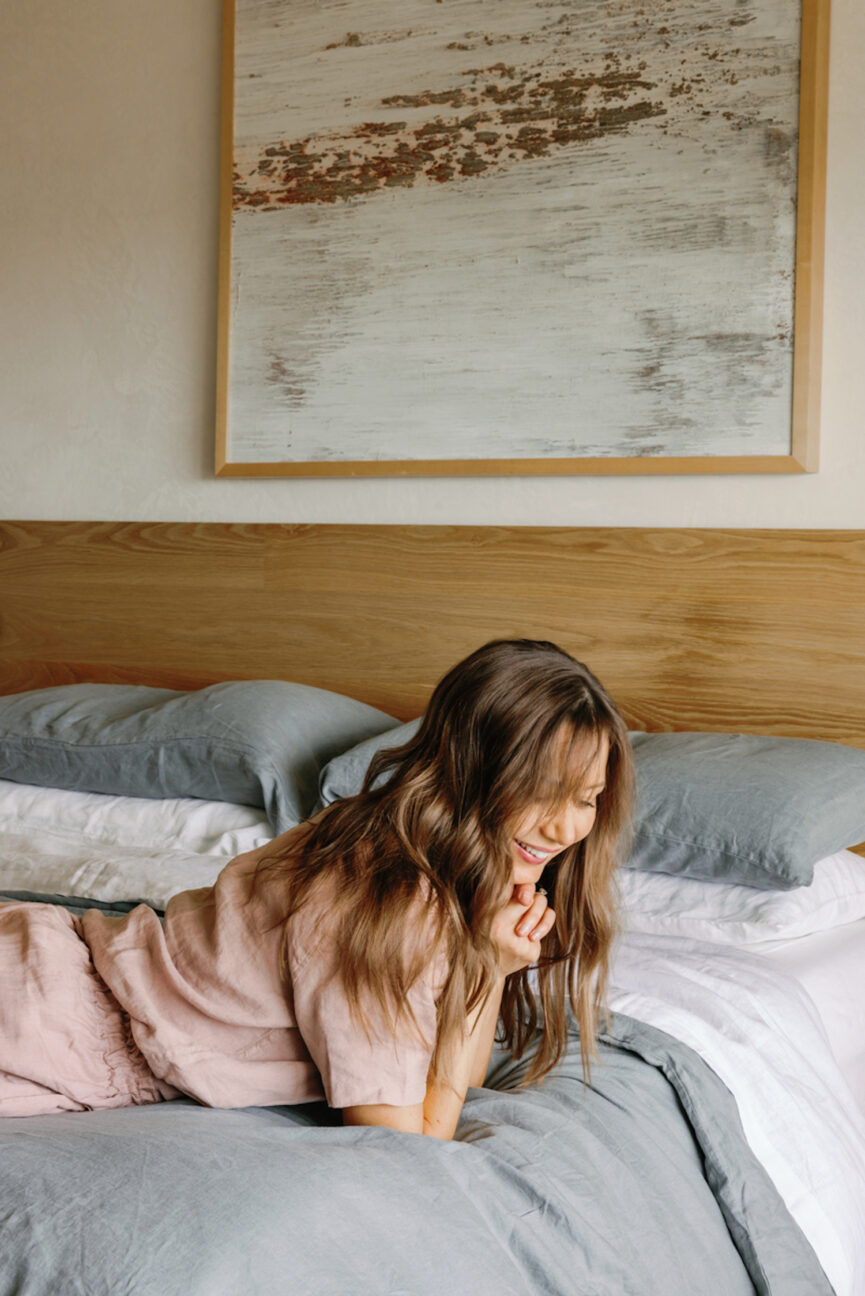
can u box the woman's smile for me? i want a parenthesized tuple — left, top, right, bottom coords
(513, 838, 557, 865)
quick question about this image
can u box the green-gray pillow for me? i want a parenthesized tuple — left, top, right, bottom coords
(628, 731, 865, 889)
(0, 681, 398, 835)
(317, 718, 417, 810)
(319, 724, 865, 889)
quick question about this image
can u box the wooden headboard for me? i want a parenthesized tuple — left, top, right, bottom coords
(2, 521, 864, 747)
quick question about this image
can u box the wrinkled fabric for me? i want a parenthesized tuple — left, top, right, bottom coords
(607, 930, 865, 1296)
(1, 836, 441, 1115)
(0, 901, 175, 1116)
(0, 1014, 833, 1296)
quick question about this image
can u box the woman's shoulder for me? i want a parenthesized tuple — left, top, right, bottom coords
(288, 869, 446, 966)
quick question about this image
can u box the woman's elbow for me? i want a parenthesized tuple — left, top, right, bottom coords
(341, 1102, 425, 1136)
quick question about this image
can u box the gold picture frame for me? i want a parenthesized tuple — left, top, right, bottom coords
(216, 0, 830, 478)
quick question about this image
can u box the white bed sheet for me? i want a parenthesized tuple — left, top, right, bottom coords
(618, 849, 865, 1112)
(609, 932, 865, 1296)
(753, 919, 865, 1116)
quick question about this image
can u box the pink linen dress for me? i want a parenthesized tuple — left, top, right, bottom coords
(0, 837, 441, 1118)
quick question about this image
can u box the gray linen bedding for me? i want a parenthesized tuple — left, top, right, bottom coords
(0, 896, 831, 1296)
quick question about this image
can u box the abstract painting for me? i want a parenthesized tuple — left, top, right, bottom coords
(216, 0, 828, 476)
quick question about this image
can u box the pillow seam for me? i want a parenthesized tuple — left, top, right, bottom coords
(634, 824, 799, 884)
(0, 734, 267, 757)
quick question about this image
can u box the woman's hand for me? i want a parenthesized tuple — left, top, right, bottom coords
(490, 883, 555, 977)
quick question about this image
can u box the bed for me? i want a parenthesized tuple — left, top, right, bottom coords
(1, 520, 864, 1296)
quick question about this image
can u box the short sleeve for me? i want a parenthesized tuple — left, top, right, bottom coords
(285, 888, 445, 1109)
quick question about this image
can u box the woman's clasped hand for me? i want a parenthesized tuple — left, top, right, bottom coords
(492, 884, 556, 978)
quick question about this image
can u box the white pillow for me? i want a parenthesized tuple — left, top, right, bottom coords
(0, 777, 274, 857)
(0, 779, 276, 909)
(619, 850, 865, 945)
(0, 831, 234, 910)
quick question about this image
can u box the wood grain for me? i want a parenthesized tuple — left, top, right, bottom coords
(2, 522, 864, 749)
(791, 0, 830, 473)
(215, 454, 809, 478)
(214, 0, 236, 475)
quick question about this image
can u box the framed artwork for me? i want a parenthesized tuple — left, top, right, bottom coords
(215, 0, 830, 477)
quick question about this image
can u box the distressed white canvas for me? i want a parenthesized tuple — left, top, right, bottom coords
(226, 0, 800, 465)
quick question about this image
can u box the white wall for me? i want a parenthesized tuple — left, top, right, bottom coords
(1, 0, 862, 527)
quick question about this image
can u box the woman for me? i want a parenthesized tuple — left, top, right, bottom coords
(0, 640, 632, 1136)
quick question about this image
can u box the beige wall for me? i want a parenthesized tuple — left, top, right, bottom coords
(1, 0, 861, 526)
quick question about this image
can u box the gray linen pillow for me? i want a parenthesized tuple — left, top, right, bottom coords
(316, 715, 417, 803)
(629, 731, 865, 889)
(0, 682, 398, 835)
(318, 724, 865, 890)
(317, 718, 418, 809)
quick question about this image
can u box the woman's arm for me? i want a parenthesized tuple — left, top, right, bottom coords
(341, 982, 504, 1139)
(342, 883, 554, 1140)
(420, 972, 506, 1138)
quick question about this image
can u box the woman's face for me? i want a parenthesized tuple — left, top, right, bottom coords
(509, 732, 609, 887)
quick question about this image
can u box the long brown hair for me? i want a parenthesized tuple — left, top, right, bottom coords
(261, 640, 633, 1088)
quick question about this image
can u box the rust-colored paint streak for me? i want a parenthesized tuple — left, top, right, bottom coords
(383, 89, 470, 108)
(267, 356, 305, 409)
(233, 64, 667, 209)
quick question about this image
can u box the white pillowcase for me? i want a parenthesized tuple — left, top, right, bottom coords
(0, 777, 273, 856)
(0, 832, 234, 910)
(619, 850, 865, 945)
(0, 779, 276, 909)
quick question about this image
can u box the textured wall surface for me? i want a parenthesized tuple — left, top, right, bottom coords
(0, 0, 862, 523)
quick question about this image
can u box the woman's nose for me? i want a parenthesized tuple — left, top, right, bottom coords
(542, 802, 581, 845)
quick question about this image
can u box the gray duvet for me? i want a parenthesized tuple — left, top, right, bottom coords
(0, 996, 831, 1296)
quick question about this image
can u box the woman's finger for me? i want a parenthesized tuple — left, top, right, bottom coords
(528, 907, 556, 942)
(515, 889, 549, 937)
